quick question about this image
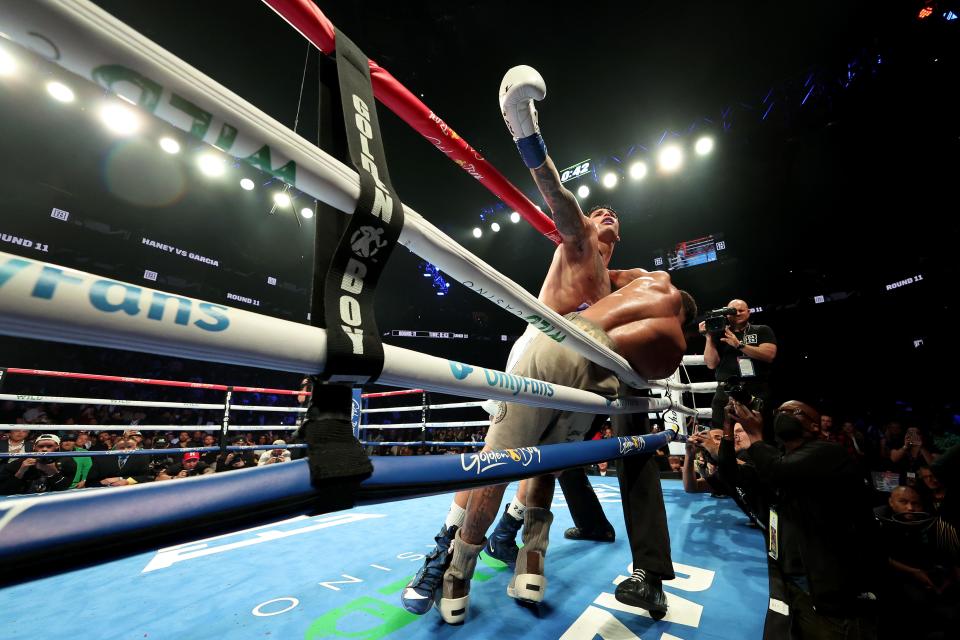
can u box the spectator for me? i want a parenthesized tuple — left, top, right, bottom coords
(216, 444, 256, 473)
(75, 432, 93, 451)
(875, 485, 925, 522)
(818, 413, 835, 441)
(682, 429, 723, 494)
(157, 452, 211, 480)
(875, 486, 959, 639)
(835, 419, 867, 463)
(91, 431, 114, 452)
(22, 406, 49, 424)
(593, 423, 615, 476)
(717, 413, 769, 530)
(1, 429, 32, 459)
(86, 437, 154, 487)
(0, 434, 73, 496)
(917, 465, 948, 515)
(667, 456, 683, 473)
(123, 429, 144, 447)
(60, 433, 92, 489)
(199, 434, 220, 465)
(878, 421, 905, 469)
(257, 440, 291, 466)
(147, 436, 176, 477)
(890, 427, 936, 485)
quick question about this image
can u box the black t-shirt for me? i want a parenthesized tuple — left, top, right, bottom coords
(873, 505, 942, 571)
(715, 323, 777, 382)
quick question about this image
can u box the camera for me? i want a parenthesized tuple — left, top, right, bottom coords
(704, 307, 736, 336)
(721, 377, 762, 411)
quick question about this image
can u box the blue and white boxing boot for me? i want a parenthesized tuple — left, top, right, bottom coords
(484, 506, 523, 565)
(400, 524, 458, 615)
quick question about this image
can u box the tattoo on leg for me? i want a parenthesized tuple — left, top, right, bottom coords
(461, 484, 508, 544)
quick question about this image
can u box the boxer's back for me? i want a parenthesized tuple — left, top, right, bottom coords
(580, 270, 688, 380)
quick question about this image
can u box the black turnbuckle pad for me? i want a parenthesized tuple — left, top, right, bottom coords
(301, 384, 372, 511)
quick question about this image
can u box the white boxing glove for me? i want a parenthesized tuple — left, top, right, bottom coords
(499, 65, 546, 139)
(499, 65, 548, 168)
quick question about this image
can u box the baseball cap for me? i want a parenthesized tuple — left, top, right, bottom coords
(35, 434, 61, 445)
(23, 408, 47, 422)
(183, 452, 201, 462)
(272, 440, 286, 446)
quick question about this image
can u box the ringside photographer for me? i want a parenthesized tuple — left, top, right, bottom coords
(700, 299, 777, 433)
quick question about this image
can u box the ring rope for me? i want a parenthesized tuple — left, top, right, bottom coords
(361, 401, 485, 413)
(0, 425, 298, 432)
(0, 393, 306, 413)
(3, 367, 304, 395)
(360, 420, 489, 430)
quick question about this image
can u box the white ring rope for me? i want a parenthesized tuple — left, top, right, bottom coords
(0, 393, 306, 413)
(360, 421, 489, 431)
(361, 401, 486, 413)
(0, 424, 297, 432)
(0, 394, 221, 411)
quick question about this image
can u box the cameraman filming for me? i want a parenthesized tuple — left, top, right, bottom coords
(700, 299, 777, 434)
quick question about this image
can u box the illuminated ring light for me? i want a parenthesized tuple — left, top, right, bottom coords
(0, 1, 723, 581)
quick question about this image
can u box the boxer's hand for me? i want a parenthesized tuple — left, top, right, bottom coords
(499, 65, 545, 139)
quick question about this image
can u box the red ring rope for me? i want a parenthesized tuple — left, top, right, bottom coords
(261, 0, 562, 244)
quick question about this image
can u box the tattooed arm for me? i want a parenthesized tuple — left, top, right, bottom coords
(530, 157, 590, 247)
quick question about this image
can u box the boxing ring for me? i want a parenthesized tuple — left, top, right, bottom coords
(0, 1, 769, 638)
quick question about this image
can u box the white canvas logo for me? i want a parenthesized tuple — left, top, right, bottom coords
(50, 208, 70, 221)
(561, 562, 717, 638)
(141, 512, 384, 573)
(143, 270, 158, 282)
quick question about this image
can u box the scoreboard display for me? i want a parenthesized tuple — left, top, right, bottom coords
(653, 234, 727, 271)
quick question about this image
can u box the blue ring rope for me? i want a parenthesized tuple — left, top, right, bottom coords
(0, 430, 674, 582)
